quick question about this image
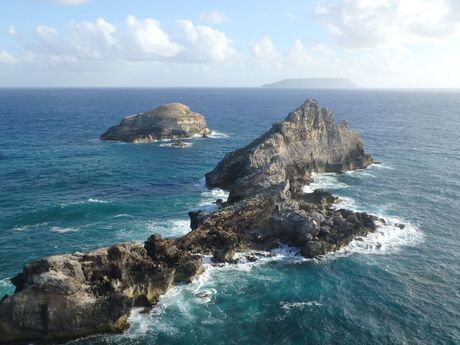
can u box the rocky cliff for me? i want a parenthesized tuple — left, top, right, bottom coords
(101, 103, 211, 143)
(206, 99, 373, 201)
(0, 99, 379, 344)
(0, 241, 203, 344)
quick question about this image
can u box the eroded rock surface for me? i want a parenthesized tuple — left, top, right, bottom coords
(0, 99, 378, 344)
(0, 242, 203, 344)
(179, 183, 378, 260)
(101, 103, 211, 143)
(206, 99, 373, 201)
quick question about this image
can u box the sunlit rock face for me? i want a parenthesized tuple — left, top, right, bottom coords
(206, 99, 373, 201)
(101, 103, 211, 143)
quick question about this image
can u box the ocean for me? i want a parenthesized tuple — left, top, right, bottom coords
(0, 88, 459, 344)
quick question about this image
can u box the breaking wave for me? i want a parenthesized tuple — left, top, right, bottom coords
(302, 172, 349, 193)
(208, 131, 229, 139)
(196, 178, 229, 212)
(145, 219, 191, 238)
(50, 226, 79, 234)
(302, 170, 424, 256)
(159, 142, 193, 148)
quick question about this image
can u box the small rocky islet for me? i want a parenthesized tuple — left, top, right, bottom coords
(100, 102, 211, 143)
(1, 99, 384, 344)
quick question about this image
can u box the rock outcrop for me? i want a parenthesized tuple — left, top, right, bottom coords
(101, 103, 211, 143)
(179, 183, 378, 259)
(0, 242, 203, 344)
(0, 99, 379, 344)
(206, 99, 373, 201)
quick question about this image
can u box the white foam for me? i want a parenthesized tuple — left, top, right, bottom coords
(280, 301, 322, 310)
(14, 222, 50, 232)
(371, 162, 394, 170)
(125, 308, 159, 337)
(339, 218, 424, 256)
(59, 198, 108, 207)
(208, 131, 229, 139)
(344, 169, 375, 177)
(159, 142, 193, 148)
(50, 226, 79, 233)
(198, 188, 229, 210)
(333, 196, 360, 211)
(87, 198, 108, 204)
(302, 169, 424, 256)
(302, 172, 348, 193)
(0, 278, 13, 288)
(146, 219, 191, 238)
(197, 178, 229, 211)
(194, 288, 217, 304)
(113, 213, 133, 218)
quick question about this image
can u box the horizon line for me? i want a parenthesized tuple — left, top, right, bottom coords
(1, 86, 460, 90)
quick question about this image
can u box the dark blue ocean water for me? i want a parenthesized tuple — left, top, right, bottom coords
(0, 88, 459, 344)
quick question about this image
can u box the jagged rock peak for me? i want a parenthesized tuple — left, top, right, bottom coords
(205, 99, 373, 201)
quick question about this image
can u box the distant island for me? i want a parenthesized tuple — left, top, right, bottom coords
(262, 78, 358, 89)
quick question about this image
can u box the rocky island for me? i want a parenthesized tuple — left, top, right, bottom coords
(100, 103, 211, 143)
(1, 100, 379, 344)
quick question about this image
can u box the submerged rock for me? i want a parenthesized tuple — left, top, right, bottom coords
(0, 99, 378, 344)
(206, 99, 373, 201)
(101, 103, 211, 143)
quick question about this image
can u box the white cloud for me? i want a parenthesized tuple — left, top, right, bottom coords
(36, 25, 58, 39)
(8, 16, 237, 65)
(175, 20, 236, 63)
(252, 36, 280, 67)
(69, 18, 119, 59)
(288, 40, 313, 64)
(316, 0, 460, 48)
(252, 36, 314, 68)
(126, 15, 183, 58)
(0, 51, 16, 64)
(199, 11, 227, 24)
(8, 25, 17, 36)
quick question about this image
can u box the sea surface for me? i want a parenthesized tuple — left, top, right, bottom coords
(0, 88, 459, 344)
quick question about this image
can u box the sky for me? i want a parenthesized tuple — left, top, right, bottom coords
(1, 0, 460, 88)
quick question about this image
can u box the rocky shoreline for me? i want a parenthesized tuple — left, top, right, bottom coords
(1, 99, 379, 344)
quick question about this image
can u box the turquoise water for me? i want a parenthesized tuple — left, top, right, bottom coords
(0, 89, 459, 344)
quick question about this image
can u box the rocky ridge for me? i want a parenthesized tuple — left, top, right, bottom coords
(1, 99, 379, 344)
(101, 103, 211, 143)
(206, 99, 373, 201)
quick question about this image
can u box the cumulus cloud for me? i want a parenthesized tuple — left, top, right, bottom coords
(69, 18, 119, 59)
(8, 16, 238, 66)
(126, 15, 183, 58)
(0, 51, 16, 64)
(36, 25, 58, 39)
(288, 40, 313, 64)
(175, 20, 236, 63)
(251, 36, 314, 68)
(199, 11, 227, 24)
(252, 36, 280, 67)
(316, 0, 460, 48)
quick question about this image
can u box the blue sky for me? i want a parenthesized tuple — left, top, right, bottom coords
(1, 0, 459, 87)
